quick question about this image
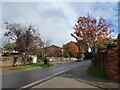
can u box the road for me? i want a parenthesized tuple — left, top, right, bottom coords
(2, 60, 91, 89)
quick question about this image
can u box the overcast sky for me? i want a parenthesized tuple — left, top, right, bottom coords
(1, 1, 118, 47)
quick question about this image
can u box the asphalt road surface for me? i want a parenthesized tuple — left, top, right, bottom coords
(2, 60, 91, 89)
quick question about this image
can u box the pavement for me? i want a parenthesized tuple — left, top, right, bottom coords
(68, 62, 119, 89)
(33, 72, 99, 88)
(33, 60, 119, 89)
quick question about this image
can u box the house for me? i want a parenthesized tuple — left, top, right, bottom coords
(46, 45, 62, 57)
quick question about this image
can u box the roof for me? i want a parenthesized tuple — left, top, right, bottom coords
(48, 45, 62, 49)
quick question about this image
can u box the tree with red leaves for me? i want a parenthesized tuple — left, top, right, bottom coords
(63, 41, 79, 58)
(71, 14, 114, 56)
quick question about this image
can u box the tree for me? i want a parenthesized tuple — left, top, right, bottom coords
(43, 40, 51, 57)
(4, 42, 16, 51)
(71, 14, 114, 55)
(63, 41, 79, 58)
(4, 22, 44, 65)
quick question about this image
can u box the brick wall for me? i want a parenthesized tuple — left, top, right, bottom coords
(47, 57, 77, 61)
(1, 56, 23, 67)
(118, 34, 120, 80)
(106, 46, 118, 80)
(95, 45, 119, 80)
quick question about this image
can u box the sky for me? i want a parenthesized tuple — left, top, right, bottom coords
(1, 0, 119, 47)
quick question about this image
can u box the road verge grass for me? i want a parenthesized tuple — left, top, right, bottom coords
(10, 62, 53, 70)
(87, 65, 109, 80)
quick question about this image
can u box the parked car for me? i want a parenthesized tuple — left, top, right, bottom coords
(77, 58, 82, 62)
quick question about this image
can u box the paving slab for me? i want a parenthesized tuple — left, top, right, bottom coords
(33, 72, 100, 88)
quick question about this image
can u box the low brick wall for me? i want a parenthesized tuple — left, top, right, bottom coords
(95, 46, 119, 80)
(1, 56, 23, 67)
(1, 56, 77, 67)
(47, 57, 77, 61)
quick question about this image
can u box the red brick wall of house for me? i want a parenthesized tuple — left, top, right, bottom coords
(46, 45, 62, 57)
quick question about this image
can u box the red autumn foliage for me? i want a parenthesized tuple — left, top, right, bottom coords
(72, 14, 114, 54)
(63, 41, 79, 57)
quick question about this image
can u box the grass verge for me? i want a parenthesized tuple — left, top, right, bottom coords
(87, 65, 109, 80)
(10, 62, 53, 70)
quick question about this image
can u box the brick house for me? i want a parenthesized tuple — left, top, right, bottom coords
(46, 45, 62, 57)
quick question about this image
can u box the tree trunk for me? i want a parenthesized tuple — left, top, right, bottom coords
(90, 46, 97, 65)
(24, 56, 27, 66)
(22, 52, 28, 66)
(13, 56, 18, 67)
